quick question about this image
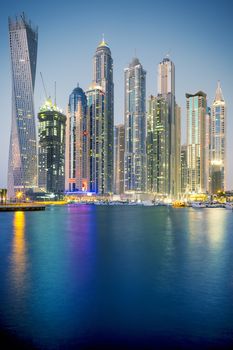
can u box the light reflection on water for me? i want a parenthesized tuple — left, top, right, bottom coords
(205, 209, 227, 248)
(0, 206, 233, 349)
(187, 208, 227, 249)
(11, 211, 26, 290)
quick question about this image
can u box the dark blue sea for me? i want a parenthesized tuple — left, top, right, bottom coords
(0, 205, 233, 349)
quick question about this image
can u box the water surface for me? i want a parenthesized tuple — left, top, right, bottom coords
(0, 206, 233, 349)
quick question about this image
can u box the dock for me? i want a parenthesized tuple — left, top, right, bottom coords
(0, 204, 46, 212)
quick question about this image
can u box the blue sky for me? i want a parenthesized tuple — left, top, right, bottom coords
(0, 0, 232, 188)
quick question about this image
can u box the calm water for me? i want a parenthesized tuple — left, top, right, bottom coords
(0, 205, 233, 349)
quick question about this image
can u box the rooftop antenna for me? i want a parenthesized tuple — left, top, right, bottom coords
(165, 49, 171, 59)
(40, 72, 48, 100)
(102, 33, 105, 42)
(134, 48, 137, 58)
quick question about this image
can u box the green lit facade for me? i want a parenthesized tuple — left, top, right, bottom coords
(38, 100, 66, 194)
(147, 95, 169, 195)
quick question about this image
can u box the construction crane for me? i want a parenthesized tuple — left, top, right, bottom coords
(40, 72, 48, 100)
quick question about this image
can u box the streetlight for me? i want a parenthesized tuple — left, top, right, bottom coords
(16, 191, 23, 204)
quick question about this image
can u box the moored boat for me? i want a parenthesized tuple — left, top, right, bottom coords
(225, 202, 233, 210)
(142, 200, 154, 206)
(191, 202, 206, 208)
(172, 201, 186, 208)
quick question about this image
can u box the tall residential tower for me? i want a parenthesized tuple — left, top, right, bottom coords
(93, 37, 114, 193)
(38, 99, 66, 194)
(157, 56, 180, 198)
(210, 82, 226, 193)
(124, 58, 147, 192)
(8, 14, 38, 198)
(65, 86, 87, 192)
(86, 83, 105, 194)
(147, 95, 169, 195)
(114, 124, 125, 195)
(186, 91, 209, 193)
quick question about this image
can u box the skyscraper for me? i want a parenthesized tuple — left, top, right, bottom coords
(38, 99, 66, 194)
(186, 91, 208, 193)
(210, 82, 226, 193)
(93, 37, 114, 193)
(114, 124, 125, 195)
(124, 58, 147, 192)
(147, 95, 169, 195)
(157, 56, 180, 198)
(158, 56, 175, 96)
(86, 83, 105, 194)
(175, 103, 181, 197)
(65, 86, 87, 192)
(8, 14, 38, 198)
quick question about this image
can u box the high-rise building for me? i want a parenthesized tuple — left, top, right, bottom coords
(186, 91, 208, 193)
(8, 14, 38, 198)
(93, 37, 114, 193)
(65, 86, 87, 192)
(210, 82, 226, 193)
(180, 145, 187, 194)
(124, 58, 147, 192)
(38, 99, 66, 194)
(157, 56, 180, 198)
(147, 95, 169, 195)
(86, 83, 105, 194)
(114, 124, 125, 194)
(175, 103, 181, 197)
(158, 56, 175, 96)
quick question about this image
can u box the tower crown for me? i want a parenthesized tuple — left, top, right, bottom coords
(214, 81, 224, 102)
(96, 34, 111, 53)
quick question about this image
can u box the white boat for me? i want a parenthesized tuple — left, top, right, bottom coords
(142, 200, 154, 206)
(191, 202, 206, 208)
(128, 201, 142, 206)
(94, 201, 108, 205)
(225, 203, 233, 210)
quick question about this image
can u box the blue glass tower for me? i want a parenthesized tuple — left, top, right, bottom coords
(8, 14, 38, 199)
(65, 85, 87, 192)
(124, 58, 147, 192)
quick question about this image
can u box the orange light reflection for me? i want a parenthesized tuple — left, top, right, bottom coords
(12, 211, 26, 289)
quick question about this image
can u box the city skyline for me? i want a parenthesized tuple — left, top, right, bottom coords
(0, 0, 233, 188)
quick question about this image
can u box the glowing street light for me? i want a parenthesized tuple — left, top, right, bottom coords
(16, 191, 23, 203)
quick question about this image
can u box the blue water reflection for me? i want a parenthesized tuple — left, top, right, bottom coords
(0, 206, 233, 349)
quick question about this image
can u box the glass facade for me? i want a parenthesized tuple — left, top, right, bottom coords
(147, 95, 169, 195)
(86, 84, 105, 194)
(210, 82, 226, 193)
(93, 39, 114, 193)
(124, 58, 146, 192)
(157, 57, 180, 198)
(8, 14, 38, 198)
(180, 145, 187, 194)
(114, 124, 125, 194)
(186, 91, 208, 193)
(38, 100, 66, 194)
(65, 86, 87, 192)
